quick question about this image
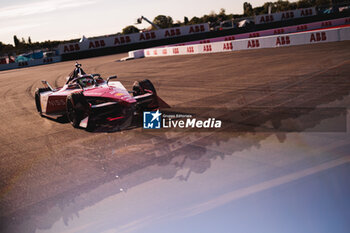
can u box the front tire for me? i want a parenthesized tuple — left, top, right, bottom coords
(137, 79, 157, 95)
(66, 92, 89, 128)
(133, 79, 159, 111)
(35, 88, 51, 116)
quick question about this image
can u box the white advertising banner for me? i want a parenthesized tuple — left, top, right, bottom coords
(58, 23, 210, 54)
(339, 26, 350, 41)
(255, 7, 316, 24)
(0, 56, 61, 71)
(144, 27, 350, 58)
(165, 17, 350, 48)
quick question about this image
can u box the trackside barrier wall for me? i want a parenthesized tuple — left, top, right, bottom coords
(128, 50, 145, 59)
(255, 7, 316, 24)
(167, 17, 350, 47)
(61, 13, 350, 61)
(340, 26, 350, 40)
(144, 27, 350, 57)
(0, 56, 61, 71)
(58, 24, 209, 55)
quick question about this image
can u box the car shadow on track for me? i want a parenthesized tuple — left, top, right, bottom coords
(42, 109, 195, 133)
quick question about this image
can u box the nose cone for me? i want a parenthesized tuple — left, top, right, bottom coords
(102, 87, 136, 104)
(83, 86, 136, 104)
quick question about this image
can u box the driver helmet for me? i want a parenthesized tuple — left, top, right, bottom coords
(78, 76, 94, 87)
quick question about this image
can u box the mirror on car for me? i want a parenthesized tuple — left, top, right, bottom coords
(107, 75, 117, 84)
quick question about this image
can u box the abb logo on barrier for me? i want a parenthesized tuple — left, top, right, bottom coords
(187, 46, 195, 53)
(321, 21, 332, 27)
(153, 50, 158, 55)
(260, 15, 274, 23)
(203, 44, 212, 52)
(114, 36, 131, 45)
(274, 29, 285, 34)
(165, 29, 181, 37)
(189, 25, 206, 33)
(247, 40, 260, 48)
(162, 49, 167, 55)
(249, 33, 260, 38)
(310, 32, 327, 42)
(89, 40, 105, 49)
(301, 8, 313, 16)
(146, 50, 150, 56)
(63, 44, 80, 53)
(276, 36, 290, 46)
(140, 32, 156, 41)
(225, 36, 235, 41)
(297, 25, 308, 31)
(173, 48, 179, 54)
(200, 40, 211, 44)
(223, 42, 233, 50)
(281, 12, 294, 20)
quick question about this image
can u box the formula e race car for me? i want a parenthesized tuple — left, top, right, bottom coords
(35, 63, 167, 130)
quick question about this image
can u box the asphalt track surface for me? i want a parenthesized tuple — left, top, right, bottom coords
(0, 41, 350, 233)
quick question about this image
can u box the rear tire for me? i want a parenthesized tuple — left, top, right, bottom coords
(138, 79, 157, 95)
(35, 88, 51, 116)
(66, 92, 89, 128)
(134, 79, 159, 111)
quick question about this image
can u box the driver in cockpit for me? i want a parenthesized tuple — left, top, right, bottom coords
(67, 62, 86, 83)
(77, 77, 94, 87)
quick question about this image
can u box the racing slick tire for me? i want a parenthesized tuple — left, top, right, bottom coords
(35, 87, 51, 116)
(138, 79, 157, 95)
(133, 79, 159, 111)
(66, 92, 89, 128)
